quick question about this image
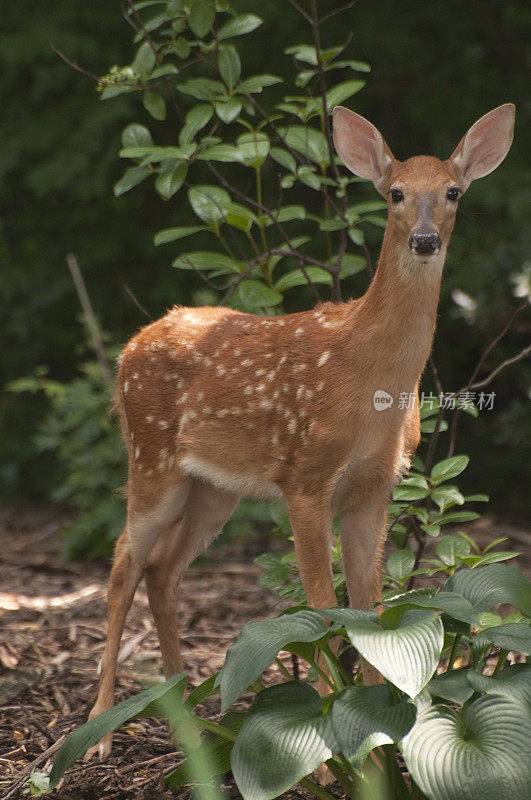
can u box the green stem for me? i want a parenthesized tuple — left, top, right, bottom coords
(192, 717, 236, 742)
(447, 633, 462, 671)
(321, 646, 345, 691)
(216, 230, 237, 262)
(299, 776, 339, 800)
(336, 752, 360, 787)
(307, 656, 336, 691)
(492, 648, 509, 677)
(326, 758, 357, 796)
(275, 657, 295, 681)
(255, 165, 268, 253)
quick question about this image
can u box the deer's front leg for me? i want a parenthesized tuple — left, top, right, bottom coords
(339, 498, 387, 685)
(285, 493, 337, 611)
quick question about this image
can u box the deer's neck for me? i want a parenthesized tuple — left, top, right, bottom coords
(353, 227, 444, 388)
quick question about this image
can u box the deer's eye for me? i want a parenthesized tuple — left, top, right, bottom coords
(390, 188, 403, 203)
(447, 187, 459, 201)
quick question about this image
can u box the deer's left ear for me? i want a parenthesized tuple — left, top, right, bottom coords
(448, 103, 515, 191)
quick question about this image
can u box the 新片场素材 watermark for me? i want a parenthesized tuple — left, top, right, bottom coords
(372, 390, 496, 411)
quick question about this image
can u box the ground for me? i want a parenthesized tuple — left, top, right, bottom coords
(1, 508, 529, 799)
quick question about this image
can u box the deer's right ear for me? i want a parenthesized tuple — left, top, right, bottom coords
(333, 106, 395, 195)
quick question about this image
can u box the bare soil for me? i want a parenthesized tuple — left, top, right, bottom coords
(0, 507, 529, 799)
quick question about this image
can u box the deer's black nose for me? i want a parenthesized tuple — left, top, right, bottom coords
(409, 232, 441, 255)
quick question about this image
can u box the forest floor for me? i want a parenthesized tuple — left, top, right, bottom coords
(0, 507, 529, 800)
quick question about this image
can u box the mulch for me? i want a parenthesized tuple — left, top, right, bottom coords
(0, 507, 529, 799)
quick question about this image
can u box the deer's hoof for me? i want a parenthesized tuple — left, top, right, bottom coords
(84, 733, 113, 761)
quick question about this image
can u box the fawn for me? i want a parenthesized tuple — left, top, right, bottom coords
(86, 103, 514, 759)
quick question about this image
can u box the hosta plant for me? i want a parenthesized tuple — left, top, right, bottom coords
(40, 563, 531, 800)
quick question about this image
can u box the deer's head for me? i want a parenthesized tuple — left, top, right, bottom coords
(333, 104, 515, 266)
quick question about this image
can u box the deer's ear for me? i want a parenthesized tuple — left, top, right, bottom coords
(333, 106, 395, 195)
(448, 104, 515, 191)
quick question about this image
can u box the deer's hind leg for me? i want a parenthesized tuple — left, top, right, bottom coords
(144, 479, 240, 679)
(85, 478, 190, 759)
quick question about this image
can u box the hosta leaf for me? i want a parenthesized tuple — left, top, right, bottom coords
(401, 695, 531, 800)
(113, 165, 150, 196)
(218, 13, 262, 40)
(239, 280, 283, 308)
(188, 184, 231, 223)
(444, 564, 531, 617)
(324, 608, 443, 696)
(467, 663, 531, 705)
(49, 673, 186, 789)
(231, 683, 337, 800)
(172, 251, 239, 274)
(474, 622, 531, 655)
(332, 684, 416, 767)
(216, 610, 327, 711)
(427, 669, 474, 705)
(382, 589, 479, 625)
(154, 162, 187, 200)
(154, 225, 204, 245)
(431, 455, 469, 485)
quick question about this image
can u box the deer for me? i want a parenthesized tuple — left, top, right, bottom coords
(85, 103, 515, 759)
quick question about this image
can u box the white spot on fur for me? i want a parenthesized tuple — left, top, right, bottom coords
(146, 415, 154, 423)
(318, 351, 330, 366)
(157, 420, 169, 429)
(259, 399, 273, 410)
(287, 418, 297, 434)
(294, 328, 304, 337)
(135, 447, 140, 459)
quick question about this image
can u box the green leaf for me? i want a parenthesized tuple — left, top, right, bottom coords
(427, 668, 474, 704)
(279, 126, 329, 166)
(467, 663, 531, 705)
(154, 225, 204, 245)
(231, 683, 337, 800)
(131, 41, 156, 78)
(119, 145, 192, 162)
(172, 251, 239, 273)
(436, 535, 470, 566)
(223, 202, 257, 231)
(324, 608, 443, 697)
(269, 147, 296, 172)
(197, 143, 244, 163)
(386, 548, 415, 582)
(431, 486, 465, 511)
(237, 74, 282, 94)
(284, 44, 318, 65)
(337, 253, 366, 277)
(121, 123, 153, 148)
(239, 280, 283, 308)
(179, 104, 214, 146)
(275, 266, 331, 292)
(49, 673, 186, 789)
(444, 564, 531, 617)
(185, 674, 219, 710)
(177, 77, 225, 101)
(431, 455, 469, 485)
(113, 165, 150, 196)
(216, 610, 327, 711)
(188, 184, 231, 224)
(188, 0, 215, 38)
(332, 684, 416, 767)
(475, 622, 531, 655)
(237, 131, 270, 167)
(393, 485, 430, 501)
(154, 162, 187, 200)
(401, 695, 531, 800)
(143, 91, 166, 120)
(215, 97, 242, 124)
(325, 79, 365, 111)
(218, 45, 241, 89)
(382, 588, 479, 626)
(218, 13, 262, 40)
(28, 771, 50, 796)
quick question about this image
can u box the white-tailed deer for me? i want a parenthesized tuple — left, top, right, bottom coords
(86, 103, 515, 758)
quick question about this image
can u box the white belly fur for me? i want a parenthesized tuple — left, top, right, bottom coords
(178, 455, 282, 500)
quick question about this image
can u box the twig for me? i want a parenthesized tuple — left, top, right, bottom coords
(319, 0, 359, 24)
(467, 344, 531, 391)
(3, 735, 66, 800)
(123, 284, 153, 321)
(66, 253, 113, 386)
